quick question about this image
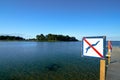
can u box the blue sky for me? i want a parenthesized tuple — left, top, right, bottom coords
(0, 0, 120, 40)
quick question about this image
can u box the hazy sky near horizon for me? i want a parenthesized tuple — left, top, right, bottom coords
(0, 0, 120, 40)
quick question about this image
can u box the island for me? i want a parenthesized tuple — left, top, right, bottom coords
(0, 35, 25, 41)
(0, 34, 78, 41)
(36, 34, 78, 41)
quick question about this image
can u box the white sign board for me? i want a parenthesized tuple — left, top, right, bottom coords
(82, 36, 106, 58)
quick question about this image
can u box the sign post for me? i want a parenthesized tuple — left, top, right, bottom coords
(100, 59, 106, 80)
(82, 36, 106, 80)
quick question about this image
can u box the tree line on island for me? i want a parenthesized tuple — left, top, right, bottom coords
(36, 34, 78, 41)
(0, 34, 78, 41)
(0, 35, 25, 40)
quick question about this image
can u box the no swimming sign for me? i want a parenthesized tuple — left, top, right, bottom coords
(82, 36, 106, 58)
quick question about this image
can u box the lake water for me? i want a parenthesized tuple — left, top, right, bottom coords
(0, 41, 119, 80)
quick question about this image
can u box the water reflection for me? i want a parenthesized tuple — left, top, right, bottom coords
(0, 41, 99, 80)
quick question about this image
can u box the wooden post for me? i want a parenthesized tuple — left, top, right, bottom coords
(100, 59, 106, 80)
(107, 52, 111, 64)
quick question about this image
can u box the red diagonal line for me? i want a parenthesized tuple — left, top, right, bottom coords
(83, 38, 103, 58)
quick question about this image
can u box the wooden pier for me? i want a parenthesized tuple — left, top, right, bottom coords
(106, 47, 120, 80)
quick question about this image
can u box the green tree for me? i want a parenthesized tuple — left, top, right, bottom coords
(0, 35, 25, 40)
(36, 34, 46, 41)
(36, 34, 78, 41)
(46, 34, 56, 41)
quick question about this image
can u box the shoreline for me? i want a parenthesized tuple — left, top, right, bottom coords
(0, 40, 80, 42)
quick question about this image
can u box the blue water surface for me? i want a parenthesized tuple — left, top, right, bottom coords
(1, 41, 118, 80)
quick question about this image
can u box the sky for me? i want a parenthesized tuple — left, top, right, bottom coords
(0, 0, 120, 40)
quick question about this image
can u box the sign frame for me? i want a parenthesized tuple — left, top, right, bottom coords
(81, 36, 106, 58)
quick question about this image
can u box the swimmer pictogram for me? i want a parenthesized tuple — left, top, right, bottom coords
(86, 41, 100, 53)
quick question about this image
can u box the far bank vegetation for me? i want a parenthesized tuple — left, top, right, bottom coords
(36, 34, 78, 41)
(0, 34, 78, 41)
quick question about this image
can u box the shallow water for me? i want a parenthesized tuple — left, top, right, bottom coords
(0, 41, 102, 80)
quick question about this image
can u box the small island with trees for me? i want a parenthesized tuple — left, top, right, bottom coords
(0, 34, 78, 41)
(36, 34, 78, 41)
(0, 35, 25, 41)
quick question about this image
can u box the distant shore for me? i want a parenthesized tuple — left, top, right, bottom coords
(0, 40, 80, 42)
(0, 34, 79, 41)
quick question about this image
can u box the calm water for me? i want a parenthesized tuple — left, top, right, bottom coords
(1, 41, 119, 80)
(111, 41, 120, 47)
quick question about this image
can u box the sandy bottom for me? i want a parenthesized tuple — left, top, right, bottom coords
(0, 53, 100, 80)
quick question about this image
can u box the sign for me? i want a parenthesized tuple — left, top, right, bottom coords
(82, 36, 106, 58)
